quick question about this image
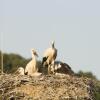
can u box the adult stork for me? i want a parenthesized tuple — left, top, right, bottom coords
(42, 41, 57, 74)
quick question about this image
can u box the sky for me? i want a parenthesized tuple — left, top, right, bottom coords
(0, 0, 100, 79)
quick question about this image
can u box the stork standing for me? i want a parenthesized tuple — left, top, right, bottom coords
(25, 49, 39, 76)
(42, 41, 57, 74)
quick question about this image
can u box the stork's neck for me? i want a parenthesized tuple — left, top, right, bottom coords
(32, 53, 36, 60)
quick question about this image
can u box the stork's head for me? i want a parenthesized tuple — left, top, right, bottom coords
(51, 40, 55, 48)
(31, 49, 38, 57)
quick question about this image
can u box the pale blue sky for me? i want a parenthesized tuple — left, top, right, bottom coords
(0, 0, 100, 79)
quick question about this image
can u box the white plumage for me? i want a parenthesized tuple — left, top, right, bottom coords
(25, 49, 39, 76)
(50, 61, 74, 75)
(42, 41, 57, 74)
(15, 67, 25, 75)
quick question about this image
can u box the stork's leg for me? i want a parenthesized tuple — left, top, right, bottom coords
(48, 64, 51, 75)
(50, 64, 55, 74)
(51, 60, 55, 74)
(48, 61, 55, 75)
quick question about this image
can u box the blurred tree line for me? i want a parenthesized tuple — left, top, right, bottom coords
(0, 51, 100, 99)
(0, 51, 98, 78)
(0, 51, 30, 73)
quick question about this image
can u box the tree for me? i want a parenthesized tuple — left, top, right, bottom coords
(76, 70, 96, 79)
(0, 51, 30, 73)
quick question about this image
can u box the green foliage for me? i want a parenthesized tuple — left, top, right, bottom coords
(76, 70, 100, 100)
(94, 81, 100, 100)
(95, 91, 100, 100)
(0, 51, 30, 73)
(76, 70, 96, 79)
